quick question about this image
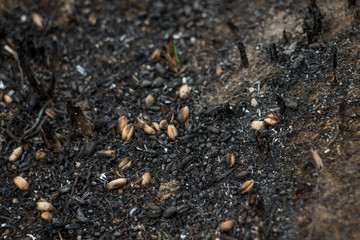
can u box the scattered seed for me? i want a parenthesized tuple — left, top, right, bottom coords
(45, 108, 56, 119)
(35, 150, 47, 160)
(32, 13, 44, 29)
(9, 146, 23, 162)
(240, 179, 254, 194)
(179, 84, 190, 99)
(118, 158, 132, 171)
(159, 119, 168, 130)
(151, 48, 161, 62)
(310, 148, 324, 169)
(117, 116, 128, 135)
(219, 220, 234, 232)
(36, 201, 53, 211)
(118, 158, 130, 169)
(75, 162, 81, 168)
(143, 123, 156, 135)
(41, 212, 52, 221)
(178, 106, 189, 124)
(264, 117, 277, 126)
(88, 15, 97, 25)
(228, 153, 235, 167)
(145, 94, 154, 108)
(97, 150, 115, 158)
(266, 113, 277, 120)
(3, 94, 13, 103)
(142, 172, 151, 187)
(167, 124, 178, 140)
(122, 124, 134, 140)
(14, 176, 29, 190)
(251, 120, 265, 131)
(107, 178, 127, 190)
(152, 122, 160, 132)
(216, 65, 222, 76)
(265, 113, 277, 126)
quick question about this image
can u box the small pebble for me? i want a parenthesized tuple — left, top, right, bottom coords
(140, 80, 152, 88)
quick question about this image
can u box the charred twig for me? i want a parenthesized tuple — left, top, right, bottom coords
(213, 169, 235, 183)
(331, 46, 338, 82)
(65, 175, 79, 210)
(327, 123, 340, 148)
(20, 100, 51, 142)
(282, 30, 289, 44)
(4, 45, 24, 88)
(269, 43, 278, 61)
(348, 0, 356, 8)
(237, 41, 249, 68)
(227, 19, 239, 36)
(2, 128, 20, 142)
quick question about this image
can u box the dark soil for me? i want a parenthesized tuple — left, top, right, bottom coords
(1, 0, 359, 239)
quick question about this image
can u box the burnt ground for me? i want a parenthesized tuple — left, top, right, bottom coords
(0, 0, 359, 239)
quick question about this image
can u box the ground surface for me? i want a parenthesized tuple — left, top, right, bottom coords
(0, 0, 359, 239)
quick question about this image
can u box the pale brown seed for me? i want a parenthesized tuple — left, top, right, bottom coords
(35, 151, 47, 160)
(240, 179, 254, 194)
(122, 161, 132, 171)
(152, 122, 160, 132)
(143, 124, 156, 135)
(145, 94, 154, 108)
(266, 113, 277, 120)
(3, 94, 13, 103)
(118, 158, 133, 171)
(32, 13, 44, 29)
(250, 120, 264, 131)
(229, 153, 235, 167)
(118, 158, 130, 169)
(13, 176, 29, 190)
(9, 146, 23, 162)
(107, 178, 127, 190)
(117, 116, 128, 135)
(45, 108, 56, 119)
(122, 124, 134, 140)
(41, 212, 52, 221)
(179, 84, 190, 99)
(97, 150, 115, 158)
(88, 15, 97, 25)
(55, 132, 63, 140)
(264, 118, 277, 126)
(178, 106, 189, 124)
(159, 119, 168, 130)
(142, 172, 151, 187)
(36, 201, 53, 211)
(216, 65, 222, 76)
(219, 220, 234, 232)
(167, 125, 178, 140)
(310, 149, 324, 169)
(151, 48, 161, 62)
